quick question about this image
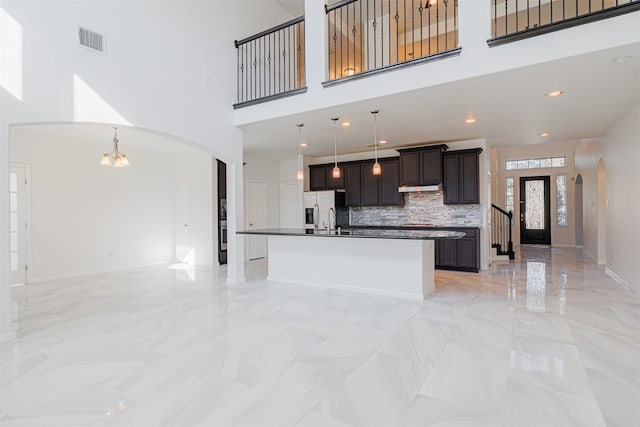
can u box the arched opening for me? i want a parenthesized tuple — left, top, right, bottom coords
(7, 122, 229, 283)
(597, 159, 606, 265)
(575, 174, 583, 246)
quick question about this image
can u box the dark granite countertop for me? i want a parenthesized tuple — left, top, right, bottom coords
(237, 228, 465, 240)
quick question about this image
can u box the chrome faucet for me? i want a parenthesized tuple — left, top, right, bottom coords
(328, 207, 335, 230)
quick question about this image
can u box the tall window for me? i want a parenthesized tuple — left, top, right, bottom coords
(505, 177, 514, 224)
(556, 174, 567, 226)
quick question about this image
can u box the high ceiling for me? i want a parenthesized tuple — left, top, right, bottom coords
(273, 0, 304, 16)
(241, 42, 640, 160)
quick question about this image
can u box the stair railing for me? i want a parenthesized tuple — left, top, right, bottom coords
(491, 203, 515, 260)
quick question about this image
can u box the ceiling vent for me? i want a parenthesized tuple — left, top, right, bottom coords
(78, 26, 105, 54)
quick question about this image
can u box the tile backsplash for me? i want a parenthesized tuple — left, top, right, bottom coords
(350, 191, 483, 227)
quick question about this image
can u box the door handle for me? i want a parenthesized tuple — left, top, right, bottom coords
(520, 213, 524, 222)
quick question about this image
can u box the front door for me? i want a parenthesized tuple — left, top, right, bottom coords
(519, 176, 551, 245)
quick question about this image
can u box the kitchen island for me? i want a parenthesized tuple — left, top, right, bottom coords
(237, 228, 463, 300)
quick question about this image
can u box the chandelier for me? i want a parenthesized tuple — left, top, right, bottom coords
(100, 127, 130, 168)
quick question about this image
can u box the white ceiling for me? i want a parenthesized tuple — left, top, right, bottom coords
(241, 42, 640, 160)
(18, 123, 204, 154)
(273, 0, 304, 16)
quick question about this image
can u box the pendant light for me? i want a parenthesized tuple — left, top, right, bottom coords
(371, 110, 381, 176)
(296, 123, 304, 181)
(331, 117, 341, 179)
(100, 127, 130, 168)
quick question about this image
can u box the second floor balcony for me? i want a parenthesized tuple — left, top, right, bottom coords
(233, 0, 639, 110)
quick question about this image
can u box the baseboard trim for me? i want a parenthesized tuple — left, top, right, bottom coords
(604, 267, 630, 288)
(552, 244, 584, 248)
(28, 259, 176, 284)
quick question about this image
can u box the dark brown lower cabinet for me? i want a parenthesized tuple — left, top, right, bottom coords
(435, 228, 480, 273)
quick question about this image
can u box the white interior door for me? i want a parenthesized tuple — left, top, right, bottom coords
(10, 165, 28, 285)
(175, 177, 192, 264)
(246, 180, 267, 260)
(280, 182, 299, 228)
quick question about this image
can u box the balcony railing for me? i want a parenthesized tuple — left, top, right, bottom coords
(489, 0, 640, 46)
(324, 0, 460, 85)
(233, 16, 306, 108)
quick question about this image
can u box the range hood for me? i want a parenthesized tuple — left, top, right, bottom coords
(398, 184, 442, 193)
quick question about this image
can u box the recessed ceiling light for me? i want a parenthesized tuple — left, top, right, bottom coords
(538, 132, 550, 137)
(546, 90, 563, 97)
(341, 121, 351, 128)
(379, 140, 387, 144)
(465, 117, 476, 124)
(614, 56, 633, 65)
(300, 142, 308, 147)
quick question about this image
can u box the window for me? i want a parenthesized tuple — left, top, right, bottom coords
(556, 174, 567, 226)
(505, 157, 565, 170)
(505, 177, 514, 224)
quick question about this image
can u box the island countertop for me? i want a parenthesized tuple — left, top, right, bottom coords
(237, 228, 464, 240)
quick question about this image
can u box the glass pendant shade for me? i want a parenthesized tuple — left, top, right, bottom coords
(371, 110, 382, 176)
(296, 123, 305, 181)
(113, 156, 122, 167)
(100, 154, 111, 166)
(372, 161, 382, 176)
(120, 155, 130, 166)
(331, 117, 341, 179)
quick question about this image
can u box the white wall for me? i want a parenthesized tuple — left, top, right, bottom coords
(279, 157, 304, 228)
(9, 127, 214, 281)
(601, 101, 640, 287)
(574, 140, 603, 260)
(174, 150, 215, 267)
(496, 140, 577, 247)
(243, 153, 281, 229)
(0, 0, 294, 336)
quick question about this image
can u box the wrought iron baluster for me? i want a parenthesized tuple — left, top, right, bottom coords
(436, 0, 439, 52)
(395, 0, 399, 63)
(428, 2, 431, 54)
(444, 0, 448, 50)
(340, 7, 344, 77)
(404, 0, 407, 62)
(373, 0, 377, 68)
(506, 0, 509, 36)
(346, 5, 350, 77)
(419, 2, 423, 57)
(454, 0, 457, 47)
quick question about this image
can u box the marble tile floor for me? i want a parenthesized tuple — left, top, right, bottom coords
(0, 247, 638, 427)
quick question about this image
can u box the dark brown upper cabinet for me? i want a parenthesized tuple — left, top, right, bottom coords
(443, 148, 482, 204)
(398, 144, 448, 186)
(312, 158, 402, 207)
(344, 163, 362, 207)
(309, 164, 327, 191)
(378, 158, 402, 206)
(310, 164, 345, 191)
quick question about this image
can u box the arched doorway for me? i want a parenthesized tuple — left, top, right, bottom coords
(597, 159, 606, 265)
(575, 174, 583, 246)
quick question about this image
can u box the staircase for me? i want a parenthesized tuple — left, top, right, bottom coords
(491, 204, 515, 260)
